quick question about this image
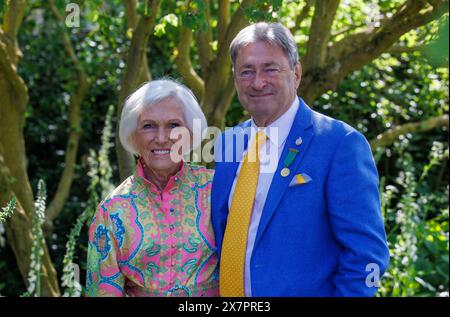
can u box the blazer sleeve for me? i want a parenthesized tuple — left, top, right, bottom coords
(325, 130, 390, 297)
(86, 203, 126, 297)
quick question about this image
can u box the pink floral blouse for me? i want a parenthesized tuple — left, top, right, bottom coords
(86, 161, 219, 297)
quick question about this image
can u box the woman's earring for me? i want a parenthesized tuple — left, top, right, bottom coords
(138, 156, 146, 168)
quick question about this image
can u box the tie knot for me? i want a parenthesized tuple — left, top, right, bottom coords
(246, 130, 267, 161)
(254, 130, 268, 149)
(256, 130, 267, 143)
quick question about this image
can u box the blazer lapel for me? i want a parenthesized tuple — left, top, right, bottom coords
(254, 98, 314, 248)
(218, 121, 252, 213)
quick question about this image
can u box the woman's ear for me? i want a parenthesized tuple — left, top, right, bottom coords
(128, 133, 138, 156)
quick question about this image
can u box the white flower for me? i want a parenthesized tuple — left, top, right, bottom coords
(27, 284, 35, 294)
(401, 256, 409, 266)
(28, 274, 37, 283)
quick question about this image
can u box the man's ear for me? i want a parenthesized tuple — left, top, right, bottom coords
(294, 62, 302, 89)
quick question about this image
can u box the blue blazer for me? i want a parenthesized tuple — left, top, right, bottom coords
(211, 98, 390, 296)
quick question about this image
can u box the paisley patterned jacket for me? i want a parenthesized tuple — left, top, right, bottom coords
(86, 160, 219, 297)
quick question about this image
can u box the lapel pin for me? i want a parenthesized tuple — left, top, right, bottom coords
(280, 148, 298, 178)
(281, 167, 290, 177)
(295, 137, 303, 146)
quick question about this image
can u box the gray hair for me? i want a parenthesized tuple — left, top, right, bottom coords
(119, 79, 208, 155)
(230, 22, 299, 69)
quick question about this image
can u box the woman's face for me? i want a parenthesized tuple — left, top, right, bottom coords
(132, 97, 190, 174)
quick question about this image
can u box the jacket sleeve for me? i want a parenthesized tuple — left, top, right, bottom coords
(325, 130, 390, 296)
(85, 203, 125, 297)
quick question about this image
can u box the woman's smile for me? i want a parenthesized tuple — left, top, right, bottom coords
(151, 148, 172, 155)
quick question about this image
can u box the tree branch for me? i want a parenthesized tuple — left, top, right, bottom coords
(202, 0, 254, 127)
(370, 115, 449, 150)
(217, 0, 230, 48)
(387, 44, 427, 54)
(175, 26, 205, 101)
(123, 0, 151, 84)
(195, 0, 212, 78)
(2, 0, 27, 39)
(1, 0, 28, 65)
(212, 0, 255, 78)
(0, 31, 28, 110)
(124, 0, 138, 29)
(303, 0, 340, 71)
(45, 0, 89, 227)
(220, 0, 254, 55)
(119, 0, 161, 105)
(116, 0, 161, 181)
(201, 0, 256, 128)
(290, 0, 314, 35)
(331, 20, 377, 41)
(213, 74, 236, 122)
(300, 0, 449, 104)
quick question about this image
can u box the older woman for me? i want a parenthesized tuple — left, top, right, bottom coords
(86, 79, 218, 297)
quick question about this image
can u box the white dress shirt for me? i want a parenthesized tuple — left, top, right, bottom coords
(227, 98, 299, 296)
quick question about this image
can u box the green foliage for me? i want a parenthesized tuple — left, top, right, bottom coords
(60, 104, 115, 297)
(378, 141, 449, 296)
(23, 180, 47, 297)
(314, 53, 448, 138)
(154, 13, 179, 37)
(0, 0, 448, 297)
(244, 0, 283, 22)
(0, 196, 16, 223)
(0, 197, 17, 287)
(331, 0, 405, 41)
(182, 0, 209, 32)
(0, 0, 125, 296)
(60, 212, 84, 297)
(423, 18, 449, 67)
(308, 38, 449, 296)
(0, 1, 6, 21)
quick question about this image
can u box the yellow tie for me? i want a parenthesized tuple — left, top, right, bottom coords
(220, 130, 267, 297)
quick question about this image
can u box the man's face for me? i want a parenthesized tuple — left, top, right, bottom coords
(234, 41, 301, 126)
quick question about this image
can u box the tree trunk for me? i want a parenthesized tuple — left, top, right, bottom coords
(1, 6, 60, 294)
(116, 1, 161, 181)
(44, 0, 89, 234)
(0, 96, 60, 296)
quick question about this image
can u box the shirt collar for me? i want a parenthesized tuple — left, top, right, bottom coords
(135, 158, 187, 192)
(250, 97, 299, 148)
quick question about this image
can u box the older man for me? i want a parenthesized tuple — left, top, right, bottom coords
(211, 22, 389, 297)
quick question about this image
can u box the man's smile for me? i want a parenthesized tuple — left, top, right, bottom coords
(248, 92, 274, 98)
